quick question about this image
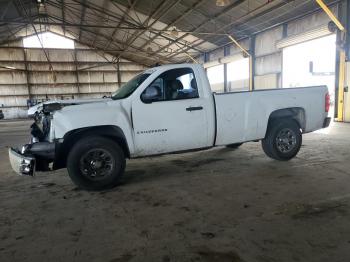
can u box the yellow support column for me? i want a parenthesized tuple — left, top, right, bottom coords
(337, 50, 346, 121)
(316, 0, 347, 121)
(316, 0, 345, 31)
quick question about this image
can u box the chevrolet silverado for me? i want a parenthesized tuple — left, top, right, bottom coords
(9, 64, 331, 190)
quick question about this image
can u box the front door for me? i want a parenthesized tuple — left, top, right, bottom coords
(132, 67, 209, 156)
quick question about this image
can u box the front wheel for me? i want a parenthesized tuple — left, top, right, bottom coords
(262, 119, 302, 161)
(67, 136, 125, 190)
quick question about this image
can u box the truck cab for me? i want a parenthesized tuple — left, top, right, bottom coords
(131, 65, 216, 156)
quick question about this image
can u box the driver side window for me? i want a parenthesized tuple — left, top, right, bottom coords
(141, 68, 199, 103)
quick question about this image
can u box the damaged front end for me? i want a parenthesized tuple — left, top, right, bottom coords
(8, 103, 61, 176)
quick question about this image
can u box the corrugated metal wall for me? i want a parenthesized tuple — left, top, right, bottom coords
(202, 7, 335, 91)
(0, 40, 147, 119)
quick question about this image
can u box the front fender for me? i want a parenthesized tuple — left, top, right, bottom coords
(52, 100, 135, 155)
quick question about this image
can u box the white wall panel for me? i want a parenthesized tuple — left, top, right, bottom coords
(228, 79, 249, 92)
(79, 65, 118, 71)
(48, 50, 75, 62)
(77, 71, 118, 83)
(0, 85, 28, 95)
(76, 51, 108, 62)
(229, 39, 249, 55)
(78, 93, 109, 99)
(209, 48, 225, 61)
(28, 63, 76, 71)
(1, 108, 27, 119)
(255, 52, 282, 76)
(0, 62, 25, 70)
(79, 83, 118, 91)
(79, 84, 117, 94)
(30, 85, 78, 95)
(0, 40, 144, 118)
(255, 26, 283, 57)
(0, 96, 27, 106)
(0, 72, 27, 84)
(255, 74, 281, 90)
(30, 72, 77, 84)
(287, 7, 335, 36)
(121, 72, 138, 82)
(119, 63, 146, 71)
(0, 48, 24, 60)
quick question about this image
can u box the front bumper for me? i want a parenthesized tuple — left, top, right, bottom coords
(323, 117, 331, 128)
(9, 148, 36, 176)
(8, 142, 56, 176)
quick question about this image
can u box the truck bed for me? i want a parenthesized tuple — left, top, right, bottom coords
(213, 86, 329, 146)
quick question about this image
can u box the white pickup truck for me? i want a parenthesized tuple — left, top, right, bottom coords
(9, 64, 331, 190)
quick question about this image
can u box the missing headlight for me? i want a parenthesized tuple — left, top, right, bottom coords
(43, 103, 62, 114)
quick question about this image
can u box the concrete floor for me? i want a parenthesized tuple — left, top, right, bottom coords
(1, 120, 350, 262)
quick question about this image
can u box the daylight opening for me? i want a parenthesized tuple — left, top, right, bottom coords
(23, 32, 75, 49)
(282, 34, 336, 122)
(207, 64, 224, 92)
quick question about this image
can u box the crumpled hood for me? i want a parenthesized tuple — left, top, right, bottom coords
(27, 98, 111, 116)
(51, 99, 130, 139)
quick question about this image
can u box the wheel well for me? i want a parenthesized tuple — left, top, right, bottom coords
(268, 108, 306, 130)
(53, 125, 130, 170)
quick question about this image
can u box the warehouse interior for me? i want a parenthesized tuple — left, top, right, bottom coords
(1, 0, 350, 261)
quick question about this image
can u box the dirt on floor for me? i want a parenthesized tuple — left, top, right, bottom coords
(1, 120, 350, 262)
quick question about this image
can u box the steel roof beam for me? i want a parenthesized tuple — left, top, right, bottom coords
(102, 0, 140, 51)
(16, 0, 54, 72)
(168, 0, 287, 59)
(61, 0, 65, 35)
(141, 0, 206, 49)
(0, 0, 13, 20)
(150, 0, 246, 57)
(91, 0, 109, 47)
(78, 0, 87, 40)
(63, 25, 174, 65)
(54, 0, 141, 29)
(116, 0, 175, 59)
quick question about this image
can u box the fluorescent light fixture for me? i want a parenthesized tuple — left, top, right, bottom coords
(5, 66, 17, 70)
(216, 0, 230, 7)
(171, 28, 179, 37)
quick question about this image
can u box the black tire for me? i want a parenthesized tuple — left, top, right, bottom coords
(67, 136, 125, 190)
(261, 119, 302, 161)
(226, 143, 243, 149)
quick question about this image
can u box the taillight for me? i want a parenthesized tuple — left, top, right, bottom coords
(325, 93, 330, 112)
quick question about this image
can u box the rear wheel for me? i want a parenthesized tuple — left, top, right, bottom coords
(226, 143, 243, 149)
(262, 119, 302, 161)
(67, 136, 125, 190)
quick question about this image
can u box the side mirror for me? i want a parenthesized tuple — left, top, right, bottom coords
(141, 86, 159, 103)
(141, 93, 154, 104)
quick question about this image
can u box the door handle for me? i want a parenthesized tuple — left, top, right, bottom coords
(186, 106, 203, 112)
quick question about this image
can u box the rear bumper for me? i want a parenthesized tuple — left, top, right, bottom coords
(323, 117, 331, 128)
(9, 148, 36, 176)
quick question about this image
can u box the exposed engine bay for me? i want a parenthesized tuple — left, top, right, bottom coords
(30, 103, 62, 142)
(10, 103, 63, 175)
(9, 98, 111, 176)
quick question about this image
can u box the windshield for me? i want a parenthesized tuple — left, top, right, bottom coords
(112, 73, 150, 100)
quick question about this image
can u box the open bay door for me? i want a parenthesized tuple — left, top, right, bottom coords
(279, 27, 337, 118)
